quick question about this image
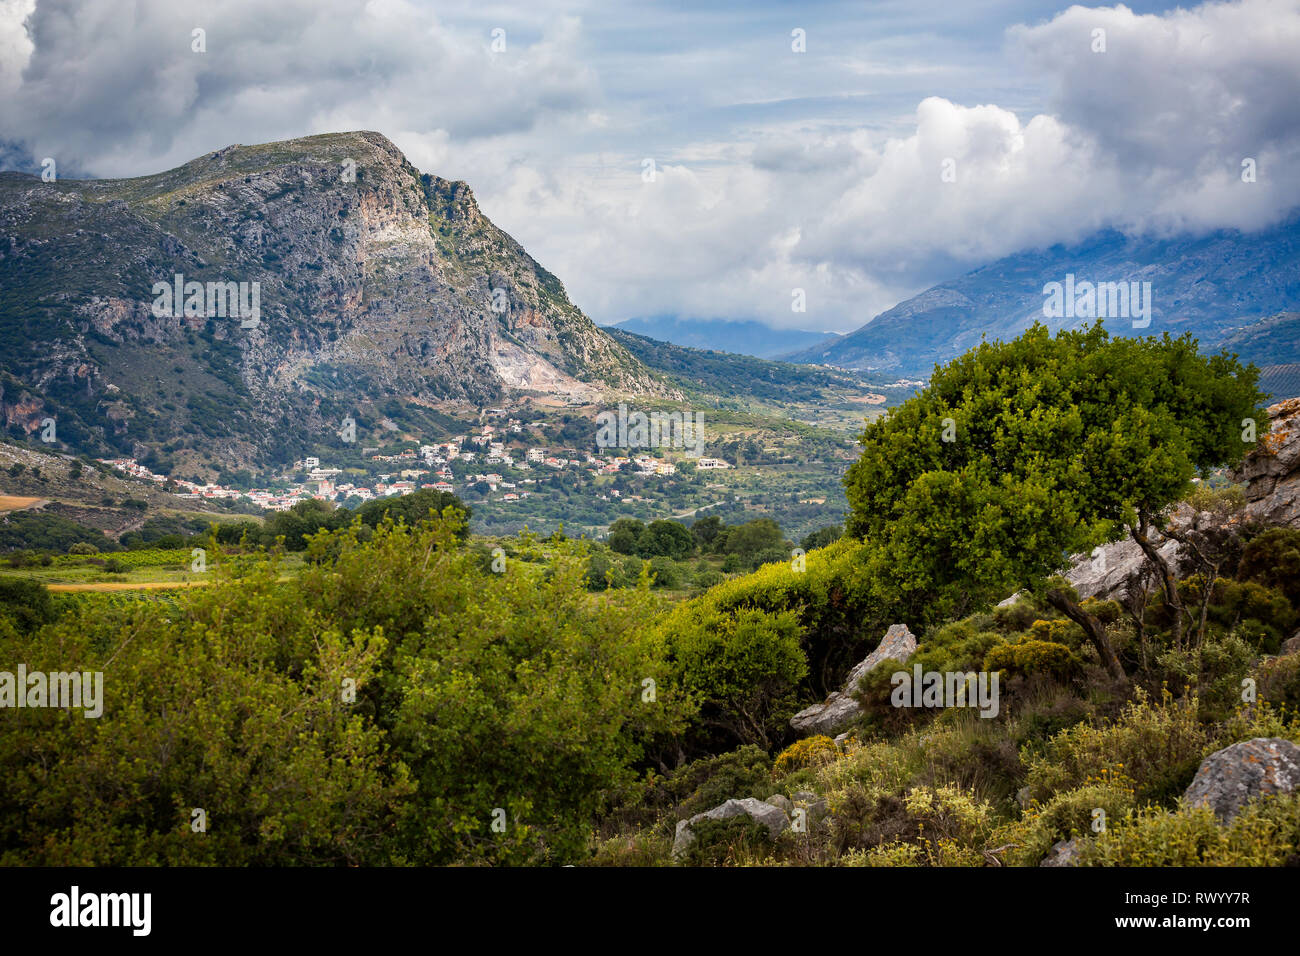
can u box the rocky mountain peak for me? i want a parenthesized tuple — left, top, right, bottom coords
(0, 131, 670, 472)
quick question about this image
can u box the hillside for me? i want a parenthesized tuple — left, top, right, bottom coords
(606, 327, 907, 423)
(610, 316, 831, 359)
(783, 219, 1300, 379)
(0, 132, 668, 477)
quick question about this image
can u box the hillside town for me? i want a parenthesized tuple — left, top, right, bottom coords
(98, 420, 731, 512)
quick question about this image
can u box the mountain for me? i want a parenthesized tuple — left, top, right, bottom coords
(610, 316, 832, 359)
(0, 131, 667, 475)
(783, 219, 1300, 377)
(606, 327, 897, 410)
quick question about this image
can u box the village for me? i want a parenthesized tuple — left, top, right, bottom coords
(98, 418, 733, 512)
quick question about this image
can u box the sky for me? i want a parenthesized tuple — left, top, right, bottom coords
(2, 0, 1298, 333)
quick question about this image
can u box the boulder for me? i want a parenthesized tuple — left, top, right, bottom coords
(1281, 632, 1300, 656)
(790, 624, 917, 735)
(1039, 837, 1080, 867)
(792, 790, 829, 823)
(1183, 737, 1300, 822)
(1055, 399, 1300, 605)
(1234, 397, 1300, 527)
(672, 798, 790, 857)
(764, 794, 793, 814)
(790, 692, 862, 736)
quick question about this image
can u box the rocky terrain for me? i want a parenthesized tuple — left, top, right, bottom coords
(1065, 396, 1300, 603)
(784, 222, 1300, 386)
(0, 131, 669, 474)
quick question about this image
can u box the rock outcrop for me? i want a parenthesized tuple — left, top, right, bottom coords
(1062, 399, 1300, 604)
(672, 798, 790, 857)
(1183, 737, 1300, 822)
(1235, 397, 1300, 527)
(790, 623, 916, 735)
(0, 131, 671, 471)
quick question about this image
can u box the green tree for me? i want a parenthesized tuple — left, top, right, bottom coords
(356, 488, 470, 541)
(801, 525, 842, 551)
(667, 606, 807, 749)
(843, 323, 1265, 678)
(607, 518, 644, 555)
(691, 515, 725, 551)
(638, 519, 695, 559)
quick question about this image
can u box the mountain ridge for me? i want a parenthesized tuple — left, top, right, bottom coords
(0, 131, 671, 476)
(782, 218, 1300, 380)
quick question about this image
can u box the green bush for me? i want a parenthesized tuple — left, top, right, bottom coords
(0, 577, 56, 634)
(1080, 794, 1300, 866)
(984, 639, 1082, 682)
(0, 515, 687, 865)
(666, 746, 775, 820)
(647, 555, 680, 589)
(666, 606, 807, 749)
(1023, 695, 1213, 807)
(1237, 527, 1300, 605)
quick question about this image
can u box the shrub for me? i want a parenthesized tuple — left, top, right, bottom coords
(1155, 632, 1255, 722)
(68, 541, 99, 555)
(1255, 653, 1300, 712)
(828, 783, 993, 865)
(0, 578, 56, 634)
(667, 606, 807, 749)
(984, 640, 1082, 683)
(773, 735, 839, 776)
(1022, 695, 1213, 807)
(1079, 794, 1300, 866)
(584, 551, 613, 591)
(995, 775, 1137, 866)
(993, 600, 1039, 633)
(667, 746, 775, 820)
(692, 569, 726, 593)
(1237, 527, 1300, 605)
(1080, 598, 1122, 625)
(912, 619, 1005, 675)
(647, 555, 680, 589)
(676, 814, 777, 867)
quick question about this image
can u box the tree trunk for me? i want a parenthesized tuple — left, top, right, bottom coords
(1129, 518, 1185, 649)
(1045, 587, 1126, 679)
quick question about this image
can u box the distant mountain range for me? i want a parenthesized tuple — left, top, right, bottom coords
(781, 219, 1300, 397)
(609, 316, 831, 359)
(0, 132, 668, 474)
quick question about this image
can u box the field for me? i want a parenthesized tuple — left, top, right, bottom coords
(0, 495, 45, 512)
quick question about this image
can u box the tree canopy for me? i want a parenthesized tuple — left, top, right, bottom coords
(842, 323, 1266, 674)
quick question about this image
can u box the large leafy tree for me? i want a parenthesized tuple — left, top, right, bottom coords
(843, 323, 1266, 678)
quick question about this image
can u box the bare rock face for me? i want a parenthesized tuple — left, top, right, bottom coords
(0, 131, 670, 471)
(790, 623, 916, 736)
(1234, 397, 1300, 527)
(1183, 737, 1300, 822)
(672, 798, 790, 858)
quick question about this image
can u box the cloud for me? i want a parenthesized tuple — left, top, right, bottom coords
(0, 0, 599, 177)
(1, 0, 1297, 333)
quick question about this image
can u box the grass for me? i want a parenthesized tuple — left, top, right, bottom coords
(0, 495, 45, 512)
